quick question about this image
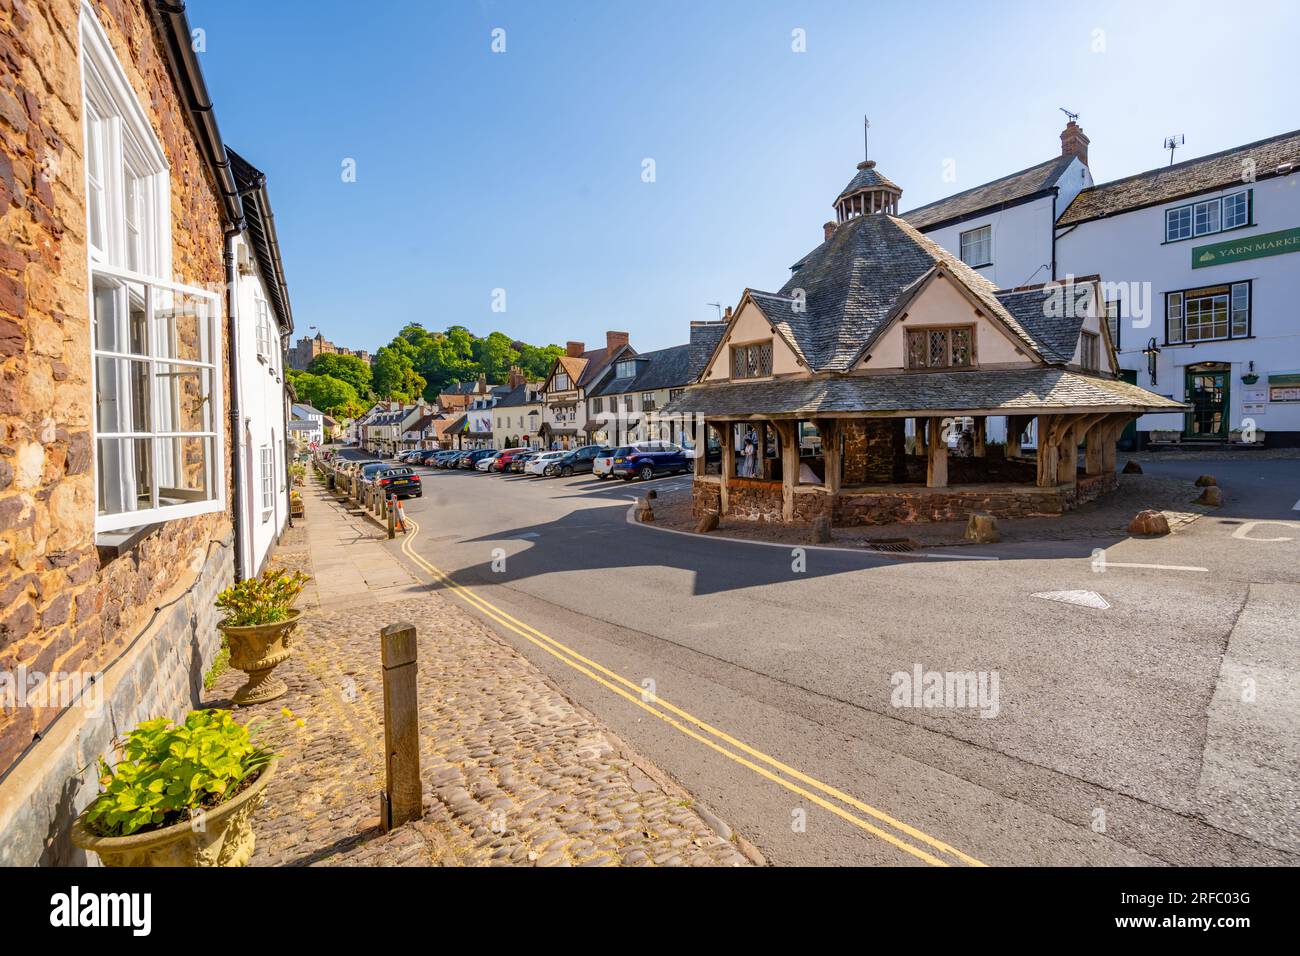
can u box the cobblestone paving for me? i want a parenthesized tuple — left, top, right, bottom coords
(205, 484, 752, 867)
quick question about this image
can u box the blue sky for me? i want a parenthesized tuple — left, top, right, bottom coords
(193, 0, 1298, 355)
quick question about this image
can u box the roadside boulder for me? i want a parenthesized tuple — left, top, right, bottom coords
(964, 512, 1000, 544)
(1196, 485, 1223, 506)
(1127, 509, 1170, 536)
(809, 515, 831, 543)
(1194, 474, 1217, 487)
(696, 511, 719, 533)
(1122, 460, 1143, 474)
(635, 497, 655, 522)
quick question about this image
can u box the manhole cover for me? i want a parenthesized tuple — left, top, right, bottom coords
(1032, 590, 1110, 609)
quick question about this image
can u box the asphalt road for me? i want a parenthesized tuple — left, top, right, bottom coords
(342, 448, 1300, 866)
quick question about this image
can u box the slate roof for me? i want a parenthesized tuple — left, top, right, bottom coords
(493, 383, 543, 408)
(902, 155, 1075, 231)
(589, 344, 692, 397)
(688, 321, 726, 379)
(748, 213, 1044, 374)
(994, 285, 1092, 364)
(836, 161, 902, 200)
(662, 368, 1184, 418)
(227, 147, 293, 333)
(1058, 129, 1300, 225)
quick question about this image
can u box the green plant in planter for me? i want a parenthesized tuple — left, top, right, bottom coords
(215, 568, 310, 627)
(84, 709, 273, 838)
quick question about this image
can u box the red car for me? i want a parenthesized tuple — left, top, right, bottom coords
(493, 447, 536, 473)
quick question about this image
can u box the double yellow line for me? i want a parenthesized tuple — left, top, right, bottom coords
(400, 516, 984, 867)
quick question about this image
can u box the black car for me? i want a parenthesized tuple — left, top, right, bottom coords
(550, 444, 611, 477)
(377, 466, 421, 499)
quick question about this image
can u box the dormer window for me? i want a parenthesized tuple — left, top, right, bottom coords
(906, 327, 974, 370)
(732, 342, 773, 379)
(615, 359, 637, 378)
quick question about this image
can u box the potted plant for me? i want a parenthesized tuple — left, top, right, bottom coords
(216, 568, 310, 706)
(1240, 372, 1259, 385)
(290, 489, 304, 518)
(289, 462, 307, 486)
(71, 709, 276, 867)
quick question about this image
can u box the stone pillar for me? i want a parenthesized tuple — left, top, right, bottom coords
(720, 424, 734, 515)
(973, 417, 987, 457)
(926, 417, 948, 488)
(1036, 414, 1059, 488)
(840, 419, 869, 485)
(862, 418, 906, 483)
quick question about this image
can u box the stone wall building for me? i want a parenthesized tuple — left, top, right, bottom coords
(287, 330, 370, 371)
(0, 0, 278, 864)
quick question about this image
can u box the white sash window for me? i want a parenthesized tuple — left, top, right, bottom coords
(82, 4, 223, 532)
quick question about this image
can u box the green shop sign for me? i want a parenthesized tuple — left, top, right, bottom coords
(1193, 226, 1300, 269)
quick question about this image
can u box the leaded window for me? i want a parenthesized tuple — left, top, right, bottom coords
(906, 327, 975, 370)
(731, 342, 773, 379)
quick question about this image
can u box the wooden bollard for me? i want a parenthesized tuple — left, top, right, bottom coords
(387, 499, 396, 539)
(379, 622, 421, 832)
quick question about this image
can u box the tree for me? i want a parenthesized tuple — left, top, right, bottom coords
(473, 331, 520, 384)
(372, 345, 426, 403)
(289, 371, 360, 415)
(306, 352, 372, 397)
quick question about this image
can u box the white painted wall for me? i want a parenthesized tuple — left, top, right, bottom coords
(916, 158, 1091, 292)
(232, 234, 289, 577)
(1058, 172, 1300, 438)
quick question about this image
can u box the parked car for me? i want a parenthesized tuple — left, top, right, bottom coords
(594, 441, 655, 479)
(476, 451, 505, 472)
(459, 449, 497, 469)
(494, 447, 534, 472)
(550, 444, 611, 477)
(610, 442, 691, 481)
(359, 461, 390, 485)
(525, 451, 569, 476)
(377, 466, 422, 499)
(508, 451, 539, 473)
(440, 451, 469, 469)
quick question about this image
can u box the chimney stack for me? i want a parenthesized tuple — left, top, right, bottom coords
(566, 341, 585, 357)
(1061, 120, 1090, 166)
(823, 220, 837, 242)
(605, 330, 630, 354)
(507, 365, 525, 388)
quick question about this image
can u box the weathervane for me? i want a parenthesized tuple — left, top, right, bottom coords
(863, 116, 870, 162)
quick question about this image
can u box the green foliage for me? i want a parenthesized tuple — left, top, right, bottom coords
(203, 640, 230, 691)
(306, 352, 372, 396)
(84, 710, 273, 837)
(289, 370, 361, 416)
(215, 567, 310, 628)
(370, 323, 564, 400)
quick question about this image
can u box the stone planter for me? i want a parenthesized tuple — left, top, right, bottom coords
(71, 759, 277, 867)
(220, 610, 300, 706)
(290, 497, 304, 518)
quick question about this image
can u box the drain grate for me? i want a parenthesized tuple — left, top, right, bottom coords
(864, 538, 917, 554)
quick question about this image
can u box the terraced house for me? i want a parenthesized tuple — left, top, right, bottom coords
(665, 149, 1180, 527)
(585, 342, 694, 447)
(903, 119, 1300, 447)
(0, 0, 293, 863)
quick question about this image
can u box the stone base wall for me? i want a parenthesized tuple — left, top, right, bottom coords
(691, 479, 720, 517)
(1071, 472, 1118, 507)
(0, 535, 232, 866)
(723, 478, 782, 522)
(834, 488, 1066, 526)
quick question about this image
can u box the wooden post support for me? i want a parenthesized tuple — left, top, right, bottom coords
(972, 416, 987, 457)
(926, 417, 948, 488)
(1006, 416, 1024, 458)
(1036, 414, 1059, 488)
(777, 420, 799, 522)
(818, 419, 841, 494)
(379, 622, 421, 832)
(720, 424, 734, 515)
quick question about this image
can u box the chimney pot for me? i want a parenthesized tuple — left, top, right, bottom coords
(566, 341, 585, 357)
(724, 306, 733, 319)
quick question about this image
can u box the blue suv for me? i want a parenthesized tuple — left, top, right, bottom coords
(610, 442, 690, 481)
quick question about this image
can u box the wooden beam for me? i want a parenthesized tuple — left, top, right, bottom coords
(972, 416, 987, 457)
(777, 421, 799, 521)
(817, 418, 842, 494)
(694, 422, 708, 477)
(926, 417, 948, 488)
(1036, 414, 1058, 487)
(720, 424, 733, 515)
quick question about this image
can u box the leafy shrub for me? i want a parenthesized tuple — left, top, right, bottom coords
(84, 710, 273, 837)
(215, 567, 310, 627)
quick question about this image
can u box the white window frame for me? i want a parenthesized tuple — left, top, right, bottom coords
(1165, 189, 1251, 242)
(255, 295, 271, 363)
(82, 3, 224, 533)
(259, 445, 274, 518)
(553, 372, 570, 391)
(959, 225, 992, 268)
(615, 360, 637, 378)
